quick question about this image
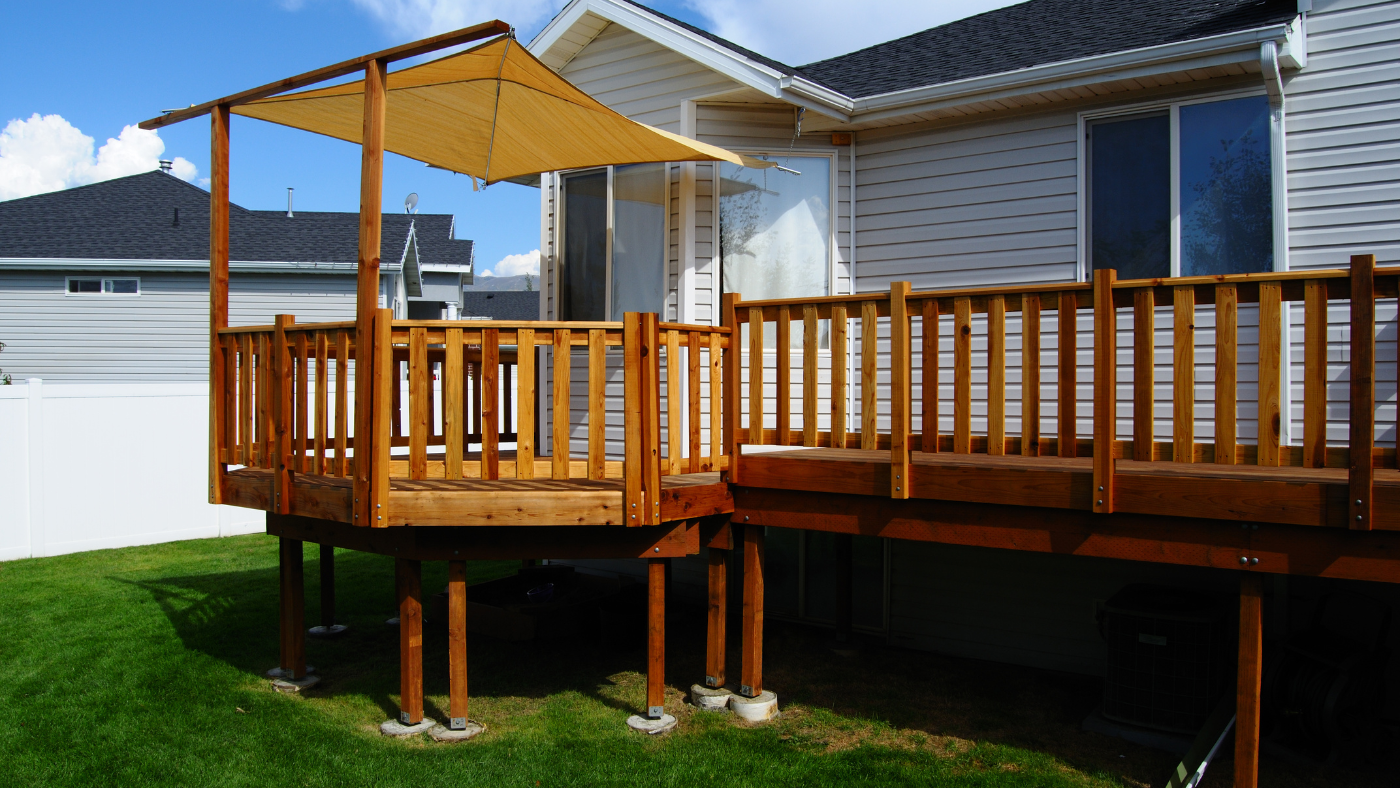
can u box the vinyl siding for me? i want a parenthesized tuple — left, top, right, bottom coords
(0, 270, 356, 382)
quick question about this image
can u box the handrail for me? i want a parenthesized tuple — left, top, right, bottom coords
(727, 256, 1390, 529)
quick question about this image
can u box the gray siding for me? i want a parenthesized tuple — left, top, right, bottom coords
(0, 270, 356, 382)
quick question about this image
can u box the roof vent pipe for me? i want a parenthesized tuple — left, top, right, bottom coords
(287, 187, 294, 218)
(158, 160, 172, 173)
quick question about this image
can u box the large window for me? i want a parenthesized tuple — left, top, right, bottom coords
(558, 163, 666, 321)
(719, 155, 831, 303)
(1087, 94, 1275, 278)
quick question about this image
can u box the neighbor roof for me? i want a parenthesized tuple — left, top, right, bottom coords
(796, 0, 1298, 98)
(461, 291, 538, 321)
(0, 170, 474, 270)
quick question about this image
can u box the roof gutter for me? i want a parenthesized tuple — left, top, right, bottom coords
(0, 257, 405, 274)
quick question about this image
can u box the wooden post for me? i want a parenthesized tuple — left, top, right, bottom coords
(647, 557, 666, 718)
(553, 329, 571, 480)
(834, 532, 853, 643)
(1093, 269, 1116, 513)
(353, 58, 388, 529)
(1173, 286, 1195, 463)
(447, 560, 469, 729)
(396, 557, 424, 725)
(273, 315, 294, 515)
(318, 544, 336, 630)
(922, 298, 940, 454)
(705, 544, 727, 688)
(1258, 282, 1282, 467)
(1350, 254, 1376, 530)
(740, 524, 764, 697)
(953, 297, 972, 453)
(722, 293, 741, 483)
(516, 328, 536, 479)
(890, 282, 912, 498)
(208, 105, 230, 504)
(625, 314, 644, 523)
(278, 536, 306, 679)
(1133, 288, 1154, 461)
(1234, 573, 1264, 788)
(372, 309, 393, 525)
(1215, 284, 1238, 465)
(1058, 291, 1077, 458)
(642, 314, 662, 523)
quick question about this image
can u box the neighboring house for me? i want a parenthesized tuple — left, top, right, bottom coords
(0, 170, 474, 382)
(0, 169, 473, 560)
(526, 0, 1400, 689)
(461, 290, 540, 320)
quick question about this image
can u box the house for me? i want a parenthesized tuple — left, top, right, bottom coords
(461, 290, 539, 320)
(0, 169, 474, 559)
(0, 169, 475, 382)
(525, 0, 1400, 716)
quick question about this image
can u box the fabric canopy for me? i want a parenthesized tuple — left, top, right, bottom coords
(233, 35, 772, 184)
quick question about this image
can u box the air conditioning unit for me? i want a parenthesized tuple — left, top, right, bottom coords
(1100, 584, 1229, 733)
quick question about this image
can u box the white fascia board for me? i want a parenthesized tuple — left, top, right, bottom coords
(420, 262, 473, 273)
(0, 257, 395, 274)
(528, 0, 852, 121)
(852, 22, 1296, 121)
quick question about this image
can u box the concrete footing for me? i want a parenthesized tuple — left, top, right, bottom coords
(730, 691, 779, 722)
(265, 665, 315, 678)
(690, 684, 733, 711)
(626, 713, 677, 735)
(380, 717, 436, 737)
(308, 624, 348, 638)
(271, 674, 321, 693)
(429, 721, 486, 742)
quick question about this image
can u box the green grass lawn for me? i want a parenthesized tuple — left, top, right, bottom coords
(0, 534, 1382, 787)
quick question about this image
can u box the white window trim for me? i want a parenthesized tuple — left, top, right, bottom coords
(65, 276, 141, 296)
(555, 164, 670, 320)
(1075, 86, 1288, 282)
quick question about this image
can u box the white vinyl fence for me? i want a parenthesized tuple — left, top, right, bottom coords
(0, 379, 263, 561)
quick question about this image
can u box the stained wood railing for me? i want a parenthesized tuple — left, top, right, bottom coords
(730, 256, 1395, 530)
(212, 312, 731, 527)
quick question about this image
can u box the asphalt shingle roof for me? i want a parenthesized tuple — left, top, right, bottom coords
(0, 170, 473, 268)
(461, 291, 539, 321)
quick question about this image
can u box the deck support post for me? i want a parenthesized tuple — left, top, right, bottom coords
(308, 544, 346, 636)
(834, 532, 853, 644)
(705, 545, 727, 688)
(740, 524, 764, 697)
(1234, 573, 1263, 788)
(278, 537, 306, 679)
(353, 57, 388, 529)
(397, 557, 424, 725)
(208, 105, 230, 504)
(448, 560, 469, 729)
(647, 557, 666, 718)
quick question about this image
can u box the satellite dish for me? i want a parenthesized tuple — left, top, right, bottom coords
(404, 193, 419, 214)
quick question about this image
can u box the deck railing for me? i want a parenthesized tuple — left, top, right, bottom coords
(729, 255, 1395, 529)
(212, 312, 731, 526)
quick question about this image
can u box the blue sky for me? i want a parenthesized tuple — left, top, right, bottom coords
(1, 0, 1015, 274)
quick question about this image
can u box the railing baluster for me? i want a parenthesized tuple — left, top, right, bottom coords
(553, 329, 571, 480)
(239, 333, 253, 467)
(223, 336, 237, 466)
(922, 298, 939, 454)
(723, 294, 740, 481)
(1215, 284, 1238, 465)
(1350, 254, 1376, 530)
(409, 327, 428, 480)
(689, 331, 702, 471)
(273, 315, 293, 513)
(1258, 282, 1282, 467)
(502, 362, 513, 441)
(445, 328, 464, 480)
(335, 331, 349, 477)
(1057, 291, 1077, 458)
(391, 345, 403, 441)
(481, 328, 500, 480)
(471, 356, 482, 445)
(803, 307, 818, 447)
(667, 329, 681, 473)
(861, 301, 878, 450)
(709, 331, 723, 468)
(987, 294, 1005, 456)
(370, 309, 393, 525)
(258, 333, 272, 468)
(1173, 286, 1195, 463)
(315, 331, 328, 474)
(1133, 288, 1154, 461)
(517, 328, 535, 479)
(776, 307, 791, 446)
(1303, 279, 1327, 468)
(831, 305, 848, 449)
(953, 296, 971, 454)
(588, 328, 606, 481)
(295, 332, 309, 474)
(749, 307, 765, 447)
(1022, 294, 1040, 457)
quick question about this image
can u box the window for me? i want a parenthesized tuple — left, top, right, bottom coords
(719, 155, 831, 303)
(1087, 94, 1275, 279)
(557, 163, 666, 321)
(66, 277, 140, 295)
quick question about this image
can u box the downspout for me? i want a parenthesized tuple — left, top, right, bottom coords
(1262, 39, 1294, 447)
(849, 133, 858, 436)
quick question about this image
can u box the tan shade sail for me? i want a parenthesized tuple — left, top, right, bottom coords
(233, 36, 771, 184)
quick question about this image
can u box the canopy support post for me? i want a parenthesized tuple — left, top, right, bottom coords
(208, 105, 230, 504)
(354, 59, 388, 528)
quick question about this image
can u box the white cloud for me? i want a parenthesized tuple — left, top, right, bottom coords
(489, 249, 540, 277)
(0, 114, 199, 201)
(682, 0, 1023, 66)
(347, 0, 557, 40)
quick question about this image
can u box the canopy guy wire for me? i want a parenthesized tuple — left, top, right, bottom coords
(480, 29, 516, 190)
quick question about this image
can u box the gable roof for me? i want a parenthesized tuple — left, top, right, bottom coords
(797, 0, 1298, 99)
(0, 170, 474, 272)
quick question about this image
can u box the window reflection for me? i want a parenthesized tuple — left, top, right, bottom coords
(1180, 95, 1273, 275)
(719, 157, 830, 302)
